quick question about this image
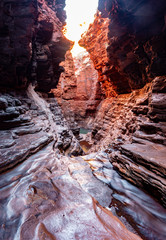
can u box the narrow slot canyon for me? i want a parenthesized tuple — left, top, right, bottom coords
(0, 1, 166, 240)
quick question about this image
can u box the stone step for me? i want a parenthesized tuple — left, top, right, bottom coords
(112, 151, 166, 207)
(120, 141, 166, 178)
(0, 132, 53, 173)
(133, 130, 166, 145)
(0, 116, 32, 130)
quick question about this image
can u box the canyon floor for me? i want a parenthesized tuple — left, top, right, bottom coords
(0, 81, 166, 240)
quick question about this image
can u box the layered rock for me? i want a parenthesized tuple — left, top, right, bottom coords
(86, 76, 166, 207)
(0, 86, 82, 173)
(0, 140, 143, 240)
(77, 0, 166, 208)
(0, 0, 72, 92)
(52, 49, 101, 127)
(79, 14, 116, 97)
(79, 0, 166, 95)
(82, 151, 166, 240)
(110, 76, 166, 207)
(0, 0, 166, 238)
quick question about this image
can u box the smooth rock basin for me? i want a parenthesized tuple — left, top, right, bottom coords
(0, 142, 166, 240)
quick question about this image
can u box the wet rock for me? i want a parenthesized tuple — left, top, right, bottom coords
(0, 98, 8, 110)
(0, 143, 142, 240)
(0, 132, 53, 173)
(81, 151, 166, 240)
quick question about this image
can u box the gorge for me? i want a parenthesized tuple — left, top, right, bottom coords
(0, 0, 166, 239)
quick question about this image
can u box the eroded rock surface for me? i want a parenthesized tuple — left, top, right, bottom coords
(52, 49, 101, 128)
(0, 85, 82, 172)
(86, 76, 166, 208)
(0, 143, 142, 240)
(0, 0, 166, 239)
(83, 151, 166, 240)
(0, 0, 72, 91)
(80, 0, 166, 94)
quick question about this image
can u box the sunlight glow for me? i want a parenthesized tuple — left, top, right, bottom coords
(65, 0, 98, 56)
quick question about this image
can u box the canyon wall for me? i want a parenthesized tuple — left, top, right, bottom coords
(0, 0, 72, 92)
(52, 49, 101, 127)
(0, 0, 83, 170)
(79, 0, 166, 95)
(79, 0, 166, 207)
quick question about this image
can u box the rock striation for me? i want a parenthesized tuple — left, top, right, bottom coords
(77, 0, 166, 208)
(0, 0, 166, 239)
(80, 0, 166, 95)
(85, 75, 166, 207)
(110, 76, 166, 207)
(52, 49, 101, 127)
(0, 0, 72, 92)
(0, 141, 142, 240)
(0, 85, 82, 173)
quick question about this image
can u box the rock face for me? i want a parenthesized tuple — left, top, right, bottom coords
(79, 0, 166, 95)
(52, 49, 101, 127)
(77, 0, 166, 208)
(0, 86, 83, 172)
(0, 0, 72, 92)
(86, 75, 166, 207)
(79, 14, 116, 98)
(110, 76, 166, 207)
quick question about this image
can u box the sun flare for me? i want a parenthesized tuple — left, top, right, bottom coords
(64, 0, 98, 56)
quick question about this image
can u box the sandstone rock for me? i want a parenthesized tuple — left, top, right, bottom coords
(52, 49, 100, 127)
(80, 0, 166, 95)
(0, 143, 142, 240)
(0, 0, 71, 91)
(0, 132, 53, 173)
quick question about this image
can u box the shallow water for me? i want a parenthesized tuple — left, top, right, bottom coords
(79, 128, 91, 134)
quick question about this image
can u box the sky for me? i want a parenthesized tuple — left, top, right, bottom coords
(64, 0, 98, 56)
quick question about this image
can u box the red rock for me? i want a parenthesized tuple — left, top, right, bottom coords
(52, 49, 101, 126)
(79, 14, 118, 97)
(80, 0, 166, 95)
(0, 0, 72, 92)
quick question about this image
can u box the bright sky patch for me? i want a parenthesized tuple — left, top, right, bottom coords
(64, 0, 98, 56)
